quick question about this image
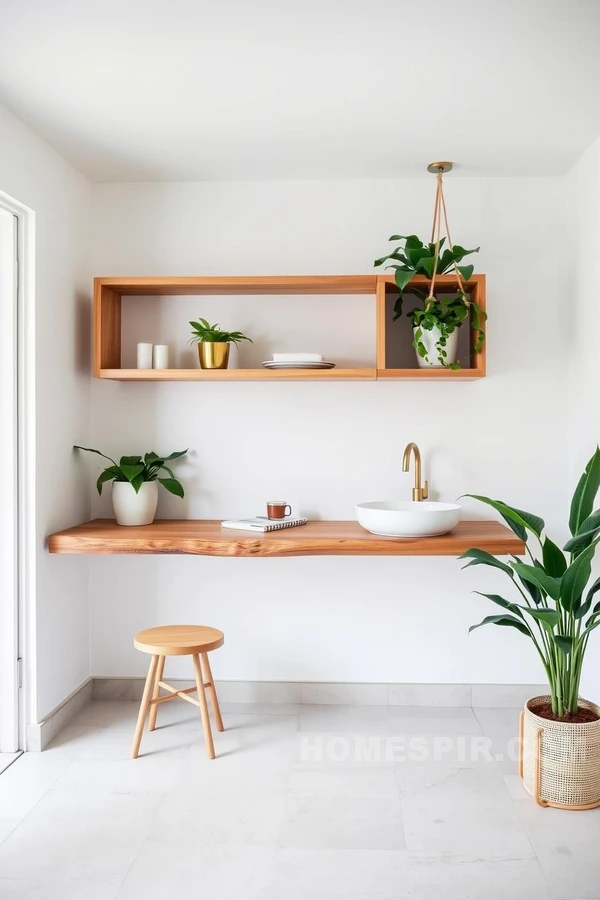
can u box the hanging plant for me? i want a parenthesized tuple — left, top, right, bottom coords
(374, 165, 486, 369)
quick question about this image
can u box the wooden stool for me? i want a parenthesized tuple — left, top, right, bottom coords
(131, 624, 224, 760)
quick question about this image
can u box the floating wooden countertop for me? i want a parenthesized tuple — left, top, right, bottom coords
(47, 519, 524, 558)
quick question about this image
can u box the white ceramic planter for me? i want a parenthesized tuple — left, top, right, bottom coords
(520, 695, 600, 809)
(112, 481, 159, 526)
(413, 324, 459, 368)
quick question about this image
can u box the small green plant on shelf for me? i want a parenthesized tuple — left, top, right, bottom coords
(189, 318, 252, 370)
(74, 446, 188, 496)
(189, 319, 252, 345)
(374, 234, 486, 368)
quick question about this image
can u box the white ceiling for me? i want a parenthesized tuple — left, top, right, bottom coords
(1, 0, 599, 182)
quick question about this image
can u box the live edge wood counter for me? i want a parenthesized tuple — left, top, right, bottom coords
(48, 519, 524, 558)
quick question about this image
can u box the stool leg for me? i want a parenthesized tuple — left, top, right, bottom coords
(131, 654, 159, 759)
(201, 652, 224, 732)
(148, 655, 166, 732)
(193, 653, 215, 759)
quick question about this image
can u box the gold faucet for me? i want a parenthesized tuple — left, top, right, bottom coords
(402, 442, 429, 502)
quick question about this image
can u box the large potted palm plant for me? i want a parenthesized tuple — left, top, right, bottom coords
(461, 447, 600, 809)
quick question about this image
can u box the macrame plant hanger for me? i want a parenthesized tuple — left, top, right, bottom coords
(425, 161, 469, 312)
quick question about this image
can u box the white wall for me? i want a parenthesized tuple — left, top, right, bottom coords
(87, 177, 575, 687)
(0, 103, 92, 722)
(566, 138, 600, 700)
(567, 138, 600, 466)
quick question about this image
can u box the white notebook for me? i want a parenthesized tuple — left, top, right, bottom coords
(221, 516, 308, 532)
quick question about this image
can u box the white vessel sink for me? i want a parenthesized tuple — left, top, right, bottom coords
(356, 500, 461, 538)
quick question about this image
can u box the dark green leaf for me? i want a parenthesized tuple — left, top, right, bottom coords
(96, 467, 121, 495)
(119, 455, 143, 467)
(542, 537, 567, 577)
(516, 572, 544, 605)
(131, 473, 145, 493)
(451, 245, 480, 260)
(563, 525, 600, 555)
(460, 495, 543, 541)
(427, 238, 446, 253)
(519, 607, 561, 631)
(459, 548, 514, 577)
(508, 556, 543, 605)
(120, 463, 145, 483)
(509, 506, 545, 538)
(569, 447, 600, 536)
(457, 264, 474, 281)
(510, 561, 561, 601)
(158, 477, 184, 498)
(74, 446, 117, 466)
(394, 269, 415, 291)
(162, 449, 188, 462)
(560, 540, 599, 612)
(582, 618, 600, 638)
(374, 251, 410, 267)
(404, 246, 430, 267)
(577, 576, 600, 620)
(437, 249, 455, 272)
(473, 591, 521, 614)
(416, 256, 436, 277)
(554, 634, 573, 655)
(468, 614, 531, 637)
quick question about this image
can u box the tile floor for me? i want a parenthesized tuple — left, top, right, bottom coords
(0, 753, 21, 776)
(0, 700, 598, 899)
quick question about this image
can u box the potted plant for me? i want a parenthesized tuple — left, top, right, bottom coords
(460, 447, 600, 809)
(189, 318, 252, 369)
(374, 234, 486, 368)
(75, 446, 187, 526)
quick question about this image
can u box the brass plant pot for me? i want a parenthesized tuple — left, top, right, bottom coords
(198, 342, 230, 369)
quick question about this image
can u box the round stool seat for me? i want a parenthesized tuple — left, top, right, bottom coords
(134, 624, 224, 657)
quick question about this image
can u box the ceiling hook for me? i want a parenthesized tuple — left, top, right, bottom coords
(427, 161, 453, 174)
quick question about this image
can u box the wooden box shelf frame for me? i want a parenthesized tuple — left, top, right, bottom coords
(376, 274, 486, 380)
(93, 274, 486, 381)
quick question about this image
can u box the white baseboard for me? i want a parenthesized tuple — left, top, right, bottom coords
(26, 678, 93, 751)
(28, 677, 548, 751)
(92, 678, 547, 709)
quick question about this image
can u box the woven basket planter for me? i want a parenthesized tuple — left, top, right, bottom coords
(519, 695, 600, 809)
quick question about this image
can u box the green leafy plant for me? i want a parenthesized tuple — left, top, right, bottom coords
(189, 318, 252, 344)
(374, 234, 485, 368)
(460, 447, 600, 719)
(74, 447, 188, 497)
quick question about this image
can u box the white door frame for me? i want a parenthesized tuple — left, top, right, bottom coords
(0, 190, 35, 752)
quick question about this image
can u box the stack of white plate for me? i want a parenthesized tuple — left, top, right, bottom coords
(262, 353, 335, 370)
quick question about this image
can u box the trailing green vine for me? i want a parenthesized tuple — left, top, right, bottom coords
(374, 234, 486, 368)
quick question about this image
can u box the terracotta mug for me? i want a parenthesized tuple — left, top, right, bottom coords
(267, 501, 292, 520)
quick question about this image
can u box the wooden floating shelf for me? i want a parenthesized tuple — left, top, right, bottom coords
(94, 275, 378, 296)
(99, 368, 377, 382)
(94, 274, 486, 381)
(376, 274, 486, 379)
(377, 369, 484, 382)
(48, 519, 523, 558)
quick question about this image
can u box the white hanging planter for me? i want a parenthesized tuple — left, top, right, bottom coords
(413, 324, 459, 368)
(112, 481, 159, 526)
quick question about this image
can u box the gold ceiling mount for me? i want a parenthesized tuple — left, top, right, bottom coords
(427, 161, 453, 174)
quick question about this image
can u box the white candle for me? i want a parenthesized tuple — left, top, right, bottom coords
(153, 344, 169, 369)
(137, 342, 153, 369)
